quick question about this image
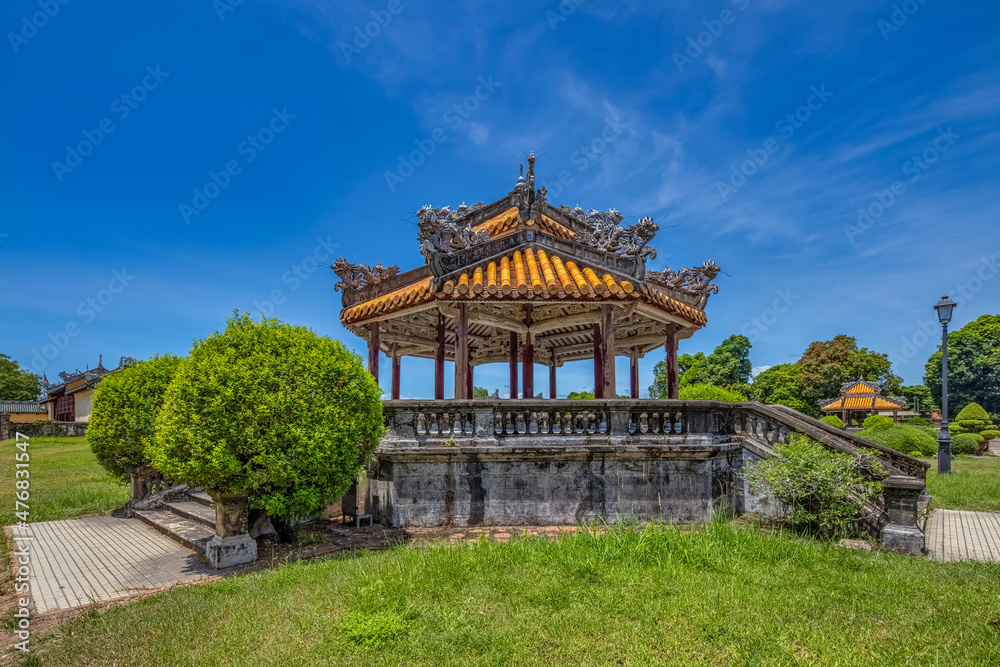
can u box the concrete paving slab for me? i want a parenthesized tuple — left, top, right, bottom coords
(6, 517, 215, 614)
(925, 509, 1000, 562)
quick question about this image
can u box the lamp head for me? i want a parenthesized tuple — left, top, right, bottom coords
(934, 295, 956, 325)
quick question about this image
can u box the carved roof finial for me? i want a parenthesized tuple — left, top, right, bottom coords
(527, 151, 536, 189)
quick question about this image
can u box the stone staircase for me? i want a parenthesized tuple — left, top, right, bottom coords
(134, 490, 216, 555)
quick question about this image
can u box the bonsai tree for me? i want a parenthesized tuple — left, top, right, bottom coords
(151, 313, 383, 542)
(87, 354, 184, 483)
(949, 402, 1000, 443)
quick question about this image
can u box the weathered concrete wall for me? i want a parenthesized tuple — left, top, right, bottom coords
(370, 445, 743, 527)
(1, 420, 88, 440)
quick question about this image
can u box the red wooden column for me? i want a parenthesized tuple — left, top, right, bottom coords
(468, 364, 474, 400)
(549, 356, 557, 399)
(592, 322, 603, 399)
(629, 348, 639, 399)
(368, 322, 380, 384)
(435, 311, 445, 400)
(390, 345, 401, 400)
(454, 303, 470, 399)
(601, 304, 615, 399)
(522, 305, 534, 399)
(509, 332, 519, 399)
(665, 323, 678, 399)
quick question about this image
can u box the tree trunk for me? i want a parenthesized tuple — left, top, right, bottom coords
(270, 515, 298, 543)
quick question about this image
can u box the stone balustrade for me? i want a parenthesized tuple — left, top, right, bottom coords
(374, 399, 929, 553)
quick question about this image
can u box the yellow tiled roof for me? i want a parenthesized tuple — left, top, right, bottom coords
(821, 396, 905, 411)
(340, 248, 707, 327)
(472, 207, 575, 240)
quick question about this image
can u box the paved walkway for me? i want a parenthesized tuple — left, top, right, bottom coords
(925, 509, 1000, 562)
(8, 517, 215, 614)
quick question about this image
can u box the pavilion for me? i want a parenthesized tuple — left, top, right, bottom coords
(334, 154, 720, 400)
(819, 380, 907, 426)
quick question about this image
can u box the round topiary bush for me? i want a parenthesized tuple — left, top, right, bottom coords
(862, 415, 894, 431)
(87, 355, 185, 483)
(820, 415, 843, 428)
(907, 416, 930, 427)
(858, 424, 938, 457)
(950, 433, 982, 456)
(151, 313, 384, 541)
(949, 402, 1000, 442)
(678, 384, 746, 401)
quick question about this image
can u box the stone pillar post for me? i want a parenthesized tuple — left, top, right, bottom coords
(205, 491, 257, 568)
(880, 476, 925, 556)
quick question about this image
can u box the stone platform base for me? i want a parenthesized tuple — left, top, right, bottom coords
(206, 534, 257, 569)
(370, 444, 746, 527)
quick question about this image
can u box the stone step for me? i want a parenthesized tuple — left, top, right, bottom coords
(189, 491, 214, 508)
(134, 510, 215, 554)
(166, 500, 216, 530)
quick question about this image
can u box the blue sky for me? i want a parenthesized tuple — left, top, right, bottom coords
(1, 0, 997, 398)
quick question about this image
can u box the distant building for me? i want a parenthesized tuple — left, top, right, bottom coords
(819, 380, 907, 427)
(0, 400, 47, 424)
(39, 356, 129, 422)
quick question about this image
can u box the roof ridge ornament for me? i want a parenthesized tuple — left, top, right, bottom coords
(646, 260, 721, 296)
(415, 203, 489, 262)
(332, 258, 401, 292)
(574, 208, 659, 260)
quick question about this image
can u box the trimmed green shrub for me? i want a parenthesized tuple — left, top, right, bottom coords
(950, 433, 982, 456)
(858, 424, 938, 457)
(151, 313, 384, 541)
(907, 416, 930, 427)
(820, 415, 843, 428)
(862, 415, 894, 431)
(678, 384, 746, 402)
(87, 355, 184, 482)
(949, 402, 1000, 442)
(742, 435, 885, 538)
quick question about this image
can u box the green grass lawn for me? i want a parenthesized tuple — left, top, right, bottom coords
(24, 521, 1000, 666)
(923, 454, 1000, 512)
(0, 436, 128, 527)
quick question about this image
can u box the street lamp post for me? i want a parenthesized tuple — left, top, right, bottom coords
(934, 295, 956, 474)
